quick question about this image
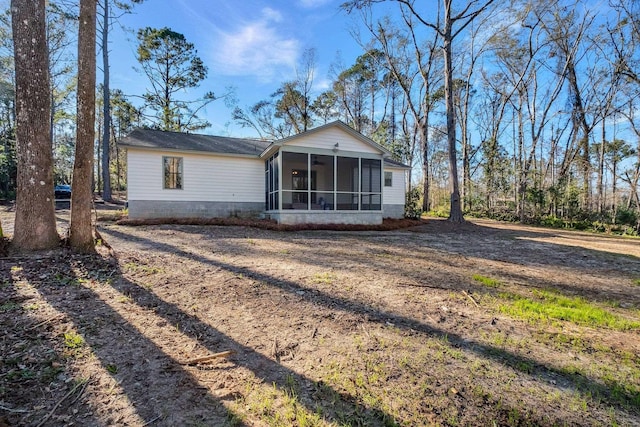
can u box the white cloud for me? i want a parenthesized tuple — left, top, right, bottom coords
(212, 8, 300, 82)
(298, 0, 334, 8)
(261, 7, 283, 23)
(314, 76, 332, 92)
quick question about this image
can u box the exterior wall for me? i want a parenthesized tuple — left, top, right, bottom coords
(383, 167, 406, 218)
(127, 148, 264, 218)
(382, 204, 404, 219)
(125, 135, 408, 224)
(127, 148, 264, 202)
(269, 210, 383, 225)
(285, 127, 380, 154)
(128, 201, 264, 219)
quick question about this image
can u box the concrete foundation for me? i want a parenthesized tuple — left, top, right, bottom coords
(128, 200, 402, 225)
(267, 210, 383, 225)
(128, 200, 264, 219)
(382, 204, 405, 219)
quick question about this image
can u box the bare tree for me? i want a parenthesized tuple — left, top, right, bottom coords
(343, 0, 498, 222)
(360, 10, 443, 212)
(11, 0, 59, 250)
(69, 0, 96, 252)
(99, 0, 143, 202)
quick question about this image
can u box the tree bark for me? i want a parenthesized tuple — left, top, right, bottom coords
(11, 0, 59, 251)
(443, 0, 464, 223)
(101, 0, 112, 201)
(70, 0, 97, 252)
(597, 118, 605, 214)
(421, 121, 431, 213)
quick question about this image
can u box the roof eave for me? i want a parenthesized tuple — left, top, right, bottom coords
(274, 120, 393, 157)
(121, 144, 263, 159)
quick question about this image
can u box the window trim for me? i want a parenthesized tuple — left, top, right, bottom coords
(163, 156, 183, 190)
(384, 171, 393, 187)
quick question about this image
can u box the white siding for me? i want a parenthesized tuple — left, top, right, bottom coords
(383, 167, 406, 205)
(286, 127, 380, 154)
(127, 149, 264, 203)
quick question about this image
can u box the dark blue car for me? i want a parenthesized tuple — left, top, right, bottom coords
(54, 184, 71, 199)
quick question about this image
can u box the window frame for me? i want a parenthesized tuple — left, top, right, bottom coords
(163, 156, 183, 190)
(384, 171, 393, 187)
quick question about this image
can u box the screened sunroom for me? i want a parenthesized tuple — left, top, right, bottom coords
(264, 149, 385, 224)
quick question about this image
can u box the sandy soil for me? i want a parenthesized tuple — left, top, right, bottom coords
(1, 208, 639, 426)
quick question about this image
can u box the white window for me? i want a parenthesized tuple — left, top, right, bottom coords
(163, 156, 183, 189)
(384, 171, 393, 187)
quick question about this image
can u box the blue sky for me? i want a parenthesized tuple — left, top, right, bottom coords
(109, 0, 393, 137)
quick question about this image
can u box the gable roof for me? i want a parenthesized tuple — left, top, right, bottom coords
(260, 120, 393, 158)
(119, 129, 270, 156)
(118, 122, 410, 168)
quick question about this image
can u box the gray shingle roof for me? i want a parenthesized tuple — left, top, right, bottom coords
(383, 157, 411, 169)
(119, 126, 410, 169)
(119, 129, 271, 156)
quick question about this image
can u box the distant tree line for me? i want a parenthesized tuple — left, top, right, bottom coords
(234, 0, 640, 232)
(2, 0, 640, 235)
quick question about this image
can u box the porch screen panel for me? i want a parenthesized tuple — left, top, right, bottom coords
(361, 159, 381, 210)
(336, 156, 359, 210)
(282, 152, 309, 209)
(265, 160, 269, 210)
(311, 154, 334, 210)
(266, 153, 280, 210)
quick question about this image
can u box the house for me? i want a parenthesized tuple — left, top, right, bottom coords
(119, 121, 410, 225)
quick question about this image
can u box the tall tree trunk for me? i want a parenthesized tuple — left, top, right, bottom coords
(566, 65, 591, 210)
(421, 120, 431, 213)
(443, 0, 463, 223)
(101, 0, 112, 201)
(461, 122, 470, 212)
(70, 0, 97, 252)
(11, 0, 59, 250)
(612, 157, 617, 217)
(597, 118, 605, 214)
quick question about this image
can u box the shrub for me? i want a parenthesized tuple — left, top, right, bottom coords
(404, 187, 422, 219)
(616, 209, 638, 227)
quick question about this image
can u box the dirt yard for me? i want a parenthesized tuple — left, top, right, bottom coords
(1, 207, 639, 426)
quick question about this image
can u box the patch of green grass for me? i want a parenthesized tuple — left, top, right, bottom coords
(0, 302, 20, 312)
(63, 331, 85, 349)
(236, 378, 325, 427)
(311, 272, 335, 285)
(42, 365, 64, 382)
(633, 279, 640, 287)
(472, 274, 501, 288)
(123, 262, 163, 275)
(498, 290, 640, 330)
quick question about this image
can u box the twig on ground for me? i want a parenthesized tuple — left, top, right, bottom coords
(462, 290, 480, 307)
(25, 314, 66, 331)
(397, 282, 450, 291)
(142, 414, 163, 426)
(0, 404, 30, 414)
(272, 338, 279, 360)
(359, 323, 371, 338)
(68, 378, 91, 406)
(181, 350, 235, 365)
(35, 377, 89, 427)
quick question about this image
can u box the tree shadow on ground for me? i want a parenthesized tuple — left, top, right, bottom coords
(102, 225, 640, 420)
(3, 253, 242, 426)
(0, 257, 105, 426)
(163, 219, 640, 308)
(3, 250, 399, 426)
